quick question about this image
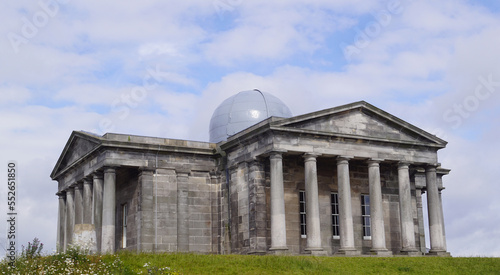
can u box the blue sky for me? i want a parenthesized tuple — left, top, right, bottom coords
(0, 0, 499, 256)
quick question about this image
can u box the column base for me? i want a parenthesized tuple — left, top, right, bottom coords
(369, 249, 393, 256)
(270, 246, 288, 251)
(72, 224, 98, 254)
(336, 248, 361, 256)
(101, 225, 115, 254)
(269, 247, 289, 255)
(427, 250, 451, 257)
(312, 250, 328, 256)
(305, 247, 327, 256)
(399, 249, 422, 256)
(248, 250, 267, 255)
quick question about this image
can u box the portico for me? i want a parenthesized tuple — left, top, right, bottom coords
(220, 100, 450, 255)
(259, 152, 448, 255)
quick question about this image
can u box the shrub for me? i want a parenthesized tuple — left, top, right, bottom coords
(20, 237, 44, 259)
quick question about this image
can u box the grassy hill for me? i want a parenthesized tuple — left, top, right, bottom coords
(2, 248, 499, 274)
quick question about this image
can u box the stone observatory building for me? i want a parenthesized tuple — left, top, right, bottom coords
(51, 89, 450, 256)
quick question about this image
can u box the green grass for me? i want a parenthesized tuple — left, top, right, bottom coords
(2, 249, 499, 274)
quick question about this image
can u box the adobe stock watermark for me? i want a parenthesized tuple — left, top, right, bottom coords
(7, 0, 70, 54)
(443, 74, 500, 129)
(213, 0, 243, 18)
(6, 161, 18, 266)
(340, 0, 413, 62)
(91, 65, 171, 134)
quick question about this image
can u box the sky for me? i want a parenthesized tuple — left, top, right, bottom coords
(0, 0, 499, 257)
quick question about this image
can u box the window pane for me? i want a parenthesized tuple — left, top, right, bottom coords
(300, 190, 306, 236)
(331, 193, 340, 237)
(361, 195, 371, 237)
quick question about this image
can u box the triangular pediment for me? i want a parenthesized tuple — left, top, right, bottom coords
(50, 131, 102, 179)
(273, 101, 446, 147)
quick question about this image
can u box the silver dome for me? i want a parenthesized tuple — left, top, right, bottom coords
(209, 89, 293, 143)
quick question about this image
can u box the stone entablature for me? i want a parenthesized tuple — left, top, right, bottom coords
(51, 101, 450, 256)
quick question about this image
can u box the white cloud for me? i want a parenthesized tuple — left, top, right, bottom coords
(0, 86, 31, 105)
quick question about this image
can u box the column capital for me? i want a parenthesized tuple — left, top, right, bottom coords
(336, 155, 352, 164)
(398, 162, 411, 169)
(270, 148, 287, 153)
(426, 164, 438, 172)
(303, 153, 320, 162)
(138, 167, 155, 177)
(103, 166, 117, 174)
(367, 158, 384, 166)
(270, 151, 284, 160)
(92, 171, 104, 180)
(56, 191, 66, 197)
(82, 177, 92, 184)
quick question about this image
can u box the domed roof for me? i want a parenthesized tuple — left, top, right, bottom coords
(209, 89, 293, 143)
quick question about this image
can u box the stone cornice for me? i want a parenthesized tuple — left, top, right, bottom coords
(218, 101, 447, 153)
(51, 131, 217, 181)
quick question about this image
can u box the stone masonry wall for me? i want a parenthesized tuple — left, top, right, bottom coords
(114, 150, 219, 253)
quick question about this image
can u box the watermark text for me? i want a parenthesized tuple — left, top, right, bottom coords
(443, 74, 500, 129)
(7, 161, 18, 266)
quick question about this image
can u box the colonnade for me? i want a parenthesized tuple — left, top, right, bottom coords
(55, 155, 448, 256)
(56, 167, 116, 253)
(268, 152, 447, 255)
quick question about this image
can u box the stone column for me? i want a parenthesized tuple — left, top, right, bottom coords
(83, 178, 93, 224)
(57, 192, 66, 252)
(426, 166, 447, 254)
(368, 159, 391, 255)
(72, 177, 98, 253)
(303, 153, 323, 253)
(93, 172, 104, 252)
(397, 162, 418, 254)
(438, 189, 447, 251)
(337, 156, 358, 255)
(269, 152, 288, 252)
(138, 168, 156, 252)
(102, 167, 116, 253)
(414, 169, 427, 254)
(177, 170, 190, 252)
(65, 187, 75, 251)
(416, 187, 426, 254)
(74, 183, 83, 225)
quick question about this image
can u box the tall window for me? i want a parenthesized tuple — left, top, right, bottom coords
(299, 190, 306, 238)
(122, 203, 128, 248)
(361, 195, 371, 239)
(331, 193, 340, 239)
